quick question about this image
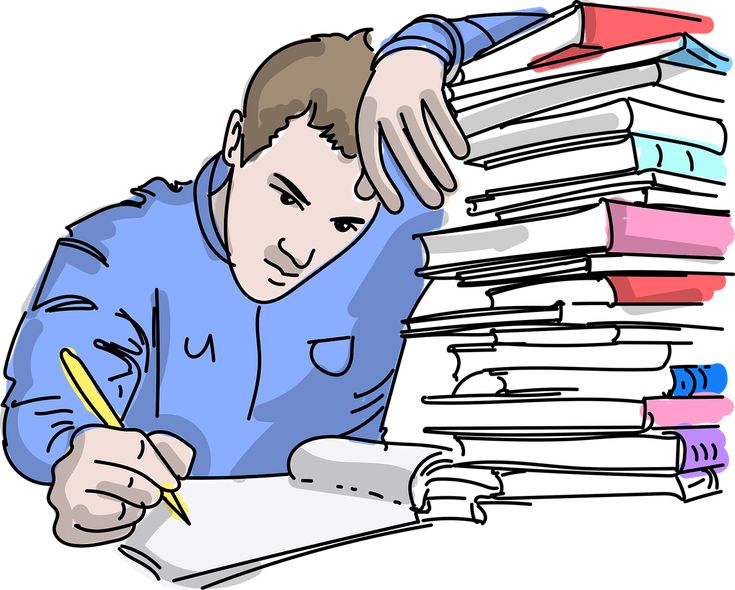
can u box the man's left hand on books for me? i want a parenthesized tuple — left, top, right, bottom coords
(356, 49, 468, 212)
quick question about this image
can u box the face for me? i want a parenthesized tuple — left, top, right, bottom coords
(223, 114, 379, 303)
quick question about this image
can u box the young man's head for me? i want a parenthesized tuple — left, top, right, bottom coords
(219, 30, 379, 303)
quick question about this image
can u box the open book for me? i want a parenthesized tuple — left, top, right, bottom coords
(120, 436, 719, 586)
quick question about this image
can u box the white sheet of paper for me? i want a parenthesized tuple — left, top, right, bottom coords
(120, 476, 420, 586)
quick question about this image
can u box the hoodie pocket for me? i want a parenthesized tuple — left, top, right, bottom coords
(307, 335, 355, 377)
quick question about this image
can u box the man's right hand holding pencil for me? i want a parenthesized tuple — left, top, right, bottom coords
(48, 426, 194, 546)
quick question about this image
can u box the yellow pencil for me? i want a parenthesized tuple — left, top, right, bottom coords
(59, 347, 191, 525)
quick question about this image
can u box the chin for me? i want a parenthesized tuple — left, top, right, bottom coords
(238, 278, 297, 304)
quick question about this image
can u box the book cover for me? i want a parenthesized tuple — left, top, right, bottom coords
(452, 364, 727, 399)
(418, 201, 733, 272)
(466, 98, 725, 167)
(460, 2, 716, 81)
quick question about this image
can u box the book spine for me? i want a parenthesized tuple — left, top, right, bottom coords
(646, 397, 734, 427)
(678, 427, 728, 471)
(607, 275, 727, 304)
(580, 5, 714, 47)
(633, 136, 726, 180)
(607, 201, 734, 257)
(670, 364, 727, 395)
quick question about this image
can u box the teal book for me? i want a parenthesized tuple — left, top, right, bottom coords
(471, 135, 726, 192)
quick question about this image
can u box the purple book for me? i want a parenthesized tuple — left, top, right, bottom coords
(678, 427, 728, 472)
(456, 427, 728, 473)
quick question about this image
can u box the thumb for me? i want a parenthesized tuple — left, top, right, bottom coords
(149, 432, 195, 478)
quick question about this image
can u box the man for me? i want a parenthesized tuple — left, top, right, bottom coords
(2, 9, 547, 546)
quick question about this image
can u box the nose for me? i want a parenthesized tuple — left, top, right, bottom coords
(278, 237, 315, 271)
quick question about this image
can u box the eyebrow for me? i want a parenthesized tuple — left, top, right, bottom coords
(272, 172, 311, 207)
(330, 216, 367, 224)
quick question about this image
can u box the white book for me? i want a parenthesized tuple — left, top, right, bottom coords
(117, 438, 478, 583)
(452, 366, 677, 399)
(454, 36, 727, 112)
(453, 255, 730, 286)
(466, 98, 725, 167)
(429, 256, 590, 282)
(485, 467, 720, 502)
(487, 276, 727, 308)
(447, 342, 674, 383)
(503, 84, 728, 124)
(489, 278, 616, 307)
(560, 302, 721, 328)
(422, 467, 719, 517)
(402, 304, 560, 335)
(446, 325, 620, 345)
(479, 190, 724, 222)
(467, 170, 723, 217)
(458, 2, 583, 82)
(444, 324, 707, 346)
(455, 62, 724, 137)
(409, 279, 491, 317)
(419, 396, 652, 434)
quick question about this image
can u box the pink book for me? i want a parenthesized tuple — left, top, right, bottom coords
(608, 201, 733, 257)
(646, 396, 733, 427)
(419, 200, 734, 271)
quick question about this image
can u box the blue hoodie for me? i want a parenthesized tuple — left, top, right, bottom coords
(3, 8, 547, 482)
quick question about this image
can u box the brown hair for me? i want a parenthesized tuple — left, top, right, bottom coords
(241, 29, 374, 162)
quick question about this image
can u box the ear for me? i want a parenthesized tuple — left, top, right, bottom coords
(223, 109, 245, 167)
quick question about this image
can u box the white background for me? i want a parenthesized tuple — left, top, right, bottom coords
(1, 1, 733, 589)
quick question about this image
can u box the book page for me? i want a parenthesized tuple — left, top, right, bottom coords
(121, 476, 419, 585)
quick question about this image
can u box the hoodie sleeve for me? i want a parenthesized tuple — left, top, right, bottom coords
(375, 8, 549, 83)
(3, 221, 151, 485)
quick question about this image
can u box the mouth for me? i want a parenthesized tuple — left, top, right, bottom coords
(263, 258, 298, 286)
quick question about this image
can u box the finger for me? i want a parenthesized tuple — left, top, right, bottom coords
(400, 107, 456, 192)
(92, 465, 162, 508)
(355, 172, 375, 201)
(380, 119, 443, 209)
(357, 96, 403, 212)
(422, 92, 469, 159)
(94, 430, 180, 491)
(53, 520, 135, 547)
(70, 491, 145, 531)
(149, 432, 195, 478)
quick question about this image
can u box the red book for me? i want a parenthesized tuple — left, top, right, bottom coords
(530, 2, 713, 71)
(607, 275, 727, 304)
(458, 1, 718, 83)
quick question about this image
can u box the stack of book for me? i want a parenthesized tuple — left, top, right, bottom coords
(385, 2, 733, 506)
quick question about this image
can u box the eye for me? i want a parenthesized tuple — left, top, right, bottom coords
(333, 219, 358, 233)
(279, 192, 297, 206)
(269, 183, 304, 210)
